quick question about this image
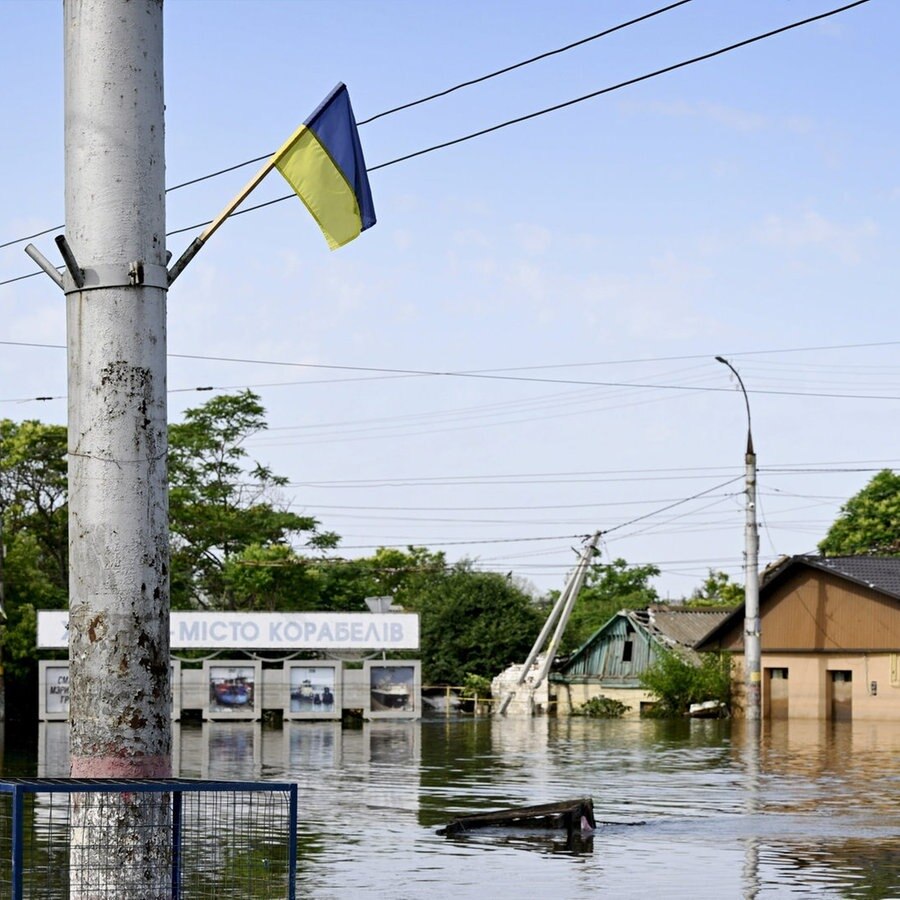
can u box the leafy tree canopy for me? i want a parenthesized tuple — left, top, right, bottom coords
(411, 561, 543, 685)
(684, 569, 744, 608)
(1, 420, 69, 679)
(818, 469, 900, 556)
(168, 390, 319, 608)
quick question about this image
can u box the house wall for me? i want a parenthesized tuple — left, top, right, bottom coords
(729, 652, 900, 720)
(551, 678, 656, 718)
(713, 571, 900, 651)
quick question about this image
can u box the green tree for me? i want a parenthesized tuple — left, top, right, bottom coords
(1, 419, 69, 590)
(685, 569, 744, 607)
(221, 544, 323, 612)
(819, 469, 900, 556)
(168, 391, 319, 608)
(639, 649, 732, 717)
(409, 562, 543, 685)
(301, 546, 446, 613)
(561, 557, 660, 653)
(1, 420, 69, 681)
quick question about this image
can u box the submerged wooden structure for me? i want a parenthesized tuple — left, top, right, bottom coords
(437, 798, 596, 837)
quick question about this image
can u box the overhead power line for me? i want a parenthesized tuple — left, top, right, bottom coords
(355, 0, 695, 125)
(0, 0, 871, 287)
(0, 0, 693, 254)
(4, 335, 900, 406)
(315, 476, 746, 552)
(367, 0, 872, 172)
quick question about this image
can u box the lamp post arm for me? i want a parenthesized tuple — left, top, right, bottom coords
(715, 356, 754, 457)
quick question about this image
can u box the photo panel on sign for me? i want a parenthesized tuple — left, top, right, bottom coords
(39, 660, 70, 721)
(202, 660, 262, 720)
(284, 661, 342, 720)
(363, 660, 421, 720)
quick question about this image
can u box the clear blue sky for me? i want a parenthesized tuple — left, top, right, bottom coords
(2, 0, 898, 599)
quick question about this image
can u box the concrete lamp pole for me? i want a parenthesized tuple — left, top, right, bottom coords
(715, 357, 761, 722)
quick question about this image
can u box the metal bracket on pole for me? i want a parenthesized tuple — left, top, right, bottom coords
(24, 244, 65, 290)
(54, 235, 84, 288)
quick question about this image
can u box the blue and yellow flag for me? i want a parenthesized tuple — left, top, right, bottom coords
(274, 84, 376, 250)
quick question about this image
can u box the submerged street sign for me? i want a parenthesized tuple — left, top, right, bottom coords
(37, 610, 419, 650)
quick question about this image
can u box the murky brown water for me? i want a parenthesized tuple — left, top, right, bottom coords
(4, 716, 899, 898)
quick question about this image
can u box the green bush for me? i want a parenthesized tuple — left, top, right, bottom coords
(639, 650, 731, 717)
(460, 673, 492, 700)
(571, 695, 630, 718)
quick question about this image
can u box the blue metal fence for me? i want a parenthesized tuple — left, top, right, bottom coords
(0, 777, 297, 899)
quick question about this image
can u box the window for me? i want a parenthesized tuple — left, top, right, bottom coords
(622, 621, 635, 662)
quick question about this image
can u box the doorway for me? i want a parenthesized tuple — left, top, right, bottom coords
(764, 668, 789, 719)
(828, 670, 853, 721)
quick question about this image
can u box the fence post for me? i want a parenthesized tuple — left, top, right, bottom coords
(11, 785, 23, 900)
(288, 784, 298, 900)
(171, 789, 183, 899)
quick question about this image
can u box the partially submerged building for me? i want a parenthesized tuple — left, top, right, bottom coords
(696, 555, 900, 720)
(551, 605, 733, 716)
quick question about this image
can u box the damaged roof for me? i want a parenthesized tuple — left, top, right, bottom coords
(634, 605, 735, 648)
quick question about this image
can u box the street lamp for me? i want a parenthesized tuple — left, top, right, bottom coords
(716, 356, 761, 722)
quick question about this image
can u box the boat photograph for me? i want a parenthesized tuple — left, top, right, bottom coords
(369, 665, 414, 712)
(289, 665, 337, 715)
(207, 665, 256, 713)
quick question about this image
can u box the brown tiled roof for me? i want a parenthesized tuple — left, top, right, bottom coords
(696, 554, 900, 649)
(798, 555, 900, 599)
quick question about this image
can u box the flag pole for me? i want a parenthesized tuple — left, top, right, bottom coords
(167, 119, 304, 286)
(167, 156, 277, 285)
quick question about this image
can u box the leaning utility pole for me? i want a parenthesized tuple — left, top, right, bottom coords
(61, 0, 170, 893)
(497, 532, 600, 715)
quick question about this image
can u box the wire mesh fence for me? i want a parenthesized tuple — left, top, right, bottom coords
(0, 778, 297, 899)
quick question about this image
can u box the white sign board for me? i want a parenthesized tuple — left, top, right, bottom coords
(39, 661, 70, 720)
(37, 610, 419, 650)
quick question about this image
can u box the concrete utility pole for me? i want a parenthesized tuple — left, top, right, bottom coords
(497, 532, 600, 715)
(716, 357, 761, 722)
(63, 0, 171, 892)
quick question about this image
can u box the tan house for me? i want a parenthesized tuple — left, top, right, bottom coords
(696, 555, 900, 720)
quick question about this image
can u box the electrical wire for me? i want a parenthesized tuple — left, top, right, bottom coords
(356, 0, 695, 125)
(0, 0, 872, 287)
(308, 476, 743, 554)
(5, 337, 900, 406)
(0, 0, 694, 254)
(367, 1, 872, 172)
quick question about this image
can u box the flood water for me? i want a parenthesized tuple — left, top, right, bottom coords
(3, 715, 899, 899)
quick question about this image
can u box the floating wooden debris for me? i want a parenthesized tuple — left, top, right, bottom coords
(437, 798, 596, 837)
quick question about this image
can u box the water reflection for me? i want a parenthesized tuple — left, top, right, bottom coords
(284, 721, 342, 770)
(7, 716, 899, 898)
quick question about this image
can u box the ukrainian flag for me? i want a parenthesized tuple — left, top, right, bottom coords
(274, 83, 376, 250)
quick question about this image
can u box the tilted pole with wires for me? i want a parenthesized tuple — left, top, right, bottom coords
(716, 357, 761, 722)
